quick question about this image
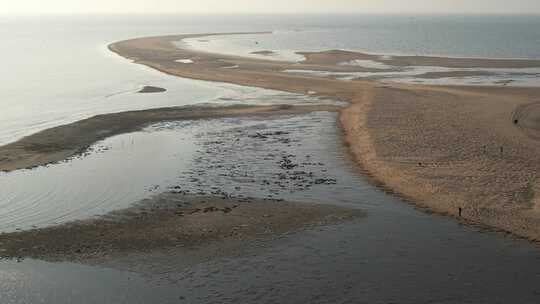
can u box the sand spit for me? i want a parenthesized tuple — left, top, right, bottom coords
(107, 33, 540, 242)
(0, 193, 362, 262)
(0, 104, 338, 172)
(342, 85, 540, 241)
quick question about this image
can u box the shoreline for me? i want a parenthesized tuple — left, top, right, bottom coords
(344, 84, 540, 241)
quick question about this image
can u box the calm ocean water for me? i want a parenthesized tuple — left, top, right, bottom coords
(1, 15, 540, 144)
(185, 15, 540, 60)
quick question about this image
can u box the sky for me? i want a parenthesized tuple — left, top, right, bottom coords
(1, 0, 540, 15)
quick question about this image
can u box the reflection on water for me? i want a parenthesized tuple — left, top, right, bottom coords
(0, 259, 180, 304)
(2, 112, 540, 303)
(0, 124, 198, 232)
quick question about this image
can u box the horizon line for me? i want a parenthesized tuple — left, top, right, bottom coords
(2, 12, 540, 16)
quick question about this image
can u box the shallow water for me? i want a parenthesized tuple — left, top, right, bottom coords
(284, 66, 540, 87)
(2, 112, 540, 303)
(0, 259, 182, 304)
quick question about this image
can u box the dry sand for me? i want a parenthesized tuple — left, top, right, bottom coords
(107, 33, 540, 242)
(341, 85, 540, 240)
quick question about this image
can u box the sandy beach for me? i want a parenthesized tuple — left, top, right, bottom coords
(106, 33, 540, 242)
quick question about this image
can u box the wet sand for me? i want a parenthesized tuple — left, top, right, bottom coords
(106, 33, 540, 242)
(0, 193, 361, 262)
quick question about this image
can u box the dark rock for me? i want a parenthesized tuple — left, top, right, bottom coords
(138, 86, 166, 93)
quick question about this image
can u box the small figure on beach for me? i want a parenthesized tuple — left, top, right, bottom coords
(458, 207, 463, 217)
(500, 146, 504, 158)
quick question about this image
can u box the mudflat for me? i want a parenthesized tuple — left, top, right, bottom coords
(0, 104, 338, 172)
(0, 193, 362, 262)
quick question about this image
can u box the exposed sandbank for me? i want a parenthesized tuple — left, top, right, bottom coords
(0, 193, 362, 262)
(0, 104, 338, 172)
(138, 85, 166, 93)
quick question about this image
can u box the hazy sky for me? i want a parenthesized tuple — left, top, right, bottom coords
(2, 0, 540, 15)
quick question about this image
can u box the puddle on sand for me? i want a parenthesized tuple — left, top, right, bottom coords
(2, 112, 540, 303)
